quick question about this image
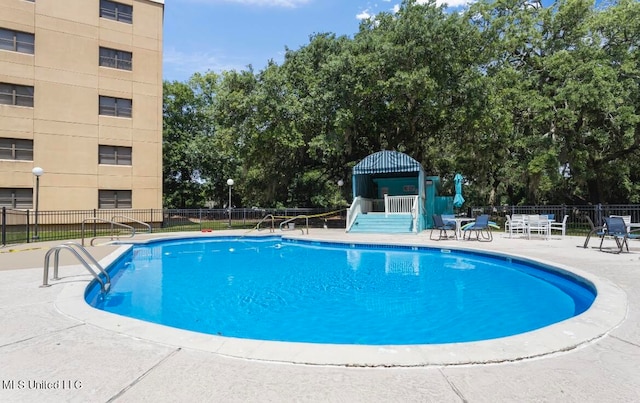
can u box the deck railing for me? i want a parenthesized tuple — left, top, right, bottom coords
(383, 195, 419, 232)
(384, 195, 418, 216)
(346, 197, 372, 232)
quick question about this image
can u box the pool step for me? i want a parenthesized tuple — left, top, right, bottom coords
(348, 213, 415, 234)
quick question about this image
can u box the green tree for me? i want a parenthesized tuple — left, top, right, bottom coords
(163, 73, 242, 208)
(163, 80, 212, 208)
(163, 0, 640, 208)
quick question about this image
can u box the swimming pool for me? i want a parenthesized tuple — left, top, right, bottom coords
(86, 236, 596, 345)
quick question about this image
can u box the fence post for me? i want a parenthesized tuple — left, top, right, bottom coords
(1, 207, 5, 246)
(150, 208, 153, 233)
(596, 203, 603, 226)
(93, 209, 97, 237)
(26, 209, 30, 243)
(199, 209, 202, 231)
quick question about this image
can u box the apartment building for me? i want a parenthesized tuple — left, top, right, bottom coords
(0, 0, 164, 211)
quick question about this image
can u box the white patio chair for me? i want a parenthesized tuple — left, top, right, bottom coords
(550, 215, 568, 237)
(505, 214, 526, 238)
(527, 215, 551, 240)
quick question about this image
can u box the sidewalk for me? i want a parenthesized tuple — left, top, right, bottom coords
(1, 240, 121, 271)
(1, 230, 639, 402)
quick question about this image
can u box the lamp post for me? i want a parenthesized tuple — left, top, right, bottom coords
(32, 167, 44, 240)
(226, 178, 234, 228)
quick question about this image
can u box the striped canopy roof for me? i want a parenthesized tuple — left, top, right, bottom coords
(352, 150, 423, 175)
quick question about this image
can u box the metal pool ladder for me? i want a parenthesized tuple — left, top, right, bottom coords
(41, 241, 111, 293)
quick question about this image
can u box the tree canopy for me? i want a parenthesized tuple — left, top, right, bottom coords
(162, 0, 640, 209)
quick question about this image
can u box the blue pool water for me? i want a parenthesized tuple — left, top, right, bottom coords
(86, 236, 596, 345)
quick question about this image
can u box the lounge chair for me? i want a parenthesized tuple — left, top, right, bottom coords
(611, 215, 631, 233)
(430, 214, 455, 240)
(462, 214, 493, 241)
(441, 214, 456, 226)
(582, 216, 606, 248)
(599, 216, 640, 254)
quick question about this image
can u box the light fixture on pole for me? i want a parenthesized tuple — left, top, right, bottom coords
(32, 166, 44, 240)
(227, 178, 234, 228)
(337, 179, 344, 208)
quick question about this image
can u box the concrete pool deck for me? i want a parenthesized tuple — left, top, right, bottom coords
(1, 230, 639, 401)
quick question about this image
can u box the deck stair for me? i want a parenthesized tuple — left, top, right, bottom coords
(348, 213, 415, 234)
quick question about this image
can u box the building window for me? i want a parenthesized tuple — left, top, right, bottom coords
(0, 188, 33, 209)
(100, 0, 133, 24)
(99, 190, 132, 209)
(99, 145, 132, 165)
(99, 96, 132, 118)
(0, 138, 33, 161)
(0, 83, 34, 107)
(0, 28, 35, 54)
(99, 47, 132, 71)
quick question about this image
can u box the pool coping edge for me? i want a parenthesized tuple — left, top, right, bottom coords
(53, 234, 628, 367)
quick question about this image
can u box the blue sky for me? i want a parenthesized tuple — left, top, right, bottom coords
(163, 0, 471, 82)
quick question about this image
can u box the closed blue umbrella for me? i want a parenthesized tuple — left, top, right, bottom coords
(453, 173, 465, 208)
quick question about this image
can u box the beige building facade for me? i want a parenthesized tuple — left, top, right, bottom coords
(0, 0, 164, 211)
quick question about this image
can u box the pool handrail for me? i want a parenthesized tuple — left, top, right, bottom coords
(41, 241, 110, 293)
(279, 215, 309, 234)
(81, 218, 136, 246)
(111, 215, 152, 233)
(255, 214, 276, 232)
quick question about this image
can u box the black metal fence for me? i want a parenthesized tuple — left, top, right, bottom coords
(0, 207, 347, 246)
(3, 204, 639, 246)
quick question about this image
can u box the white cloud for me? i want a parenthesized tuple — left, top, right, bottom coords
(356, 9, 373, 21)
(370, 0, 475, 21)
(163, 46, 251, 81)
(417, 0, 475, 7)
(173, 0, 312, 6)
